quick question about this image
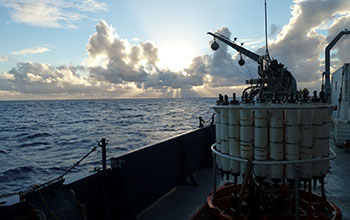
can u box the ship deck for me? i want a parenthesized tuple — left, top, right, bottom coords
(138, 135, 350, 220)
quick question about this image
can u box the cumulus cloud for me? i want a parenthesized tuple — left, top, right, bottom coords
(1, 72, 15, 80)
(85, 20, 211, 94)
(0, 62, 93, 95)
(1, 19, 218, 99)
(12, 47, 50, 55)
(1, 0, 107, 28)
(84, 21, 253, 96)
(0, 55, 9, 62)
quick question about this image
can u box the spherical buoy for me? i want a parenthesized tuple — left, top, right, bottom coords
(239, 58, 245, 66)
(211, 41, 219, 51)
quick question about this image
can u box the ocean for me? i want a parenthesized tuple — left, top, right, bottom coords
(0, 98, 215, 196)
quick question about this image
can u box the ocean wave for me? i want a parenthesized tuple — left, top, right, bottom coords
(119, 107, 134, 111)
(13, 132, 30, 138)
(17, 142, 50, 148)
(80, 119, 100, 123)
(63, 119, 100, 125)
(0, 166, 49, 182)
(112, 146, 129, 151)
(16, 126, 30, 130)
(121, 114, 144, 119)
(25, 132, 51, 140)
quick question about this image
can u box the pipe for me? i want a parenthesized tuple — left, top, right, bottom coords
(324, 29, 350, 99)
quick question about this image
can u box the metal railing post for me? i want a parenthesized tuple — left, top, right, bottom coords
(100, 138, 107, 171)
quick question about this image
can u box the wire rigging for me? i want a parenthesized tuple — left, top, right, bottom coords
(240, 54, 255, 79)
(245, 59, 259, 78)
(218, 46, 251, 79)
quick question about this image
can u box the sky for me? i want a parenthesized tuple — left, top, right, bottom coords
(0, 0, 349, 100)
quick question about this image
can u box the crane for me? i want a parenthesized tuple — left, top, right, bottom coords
(207, 32, 297, 101)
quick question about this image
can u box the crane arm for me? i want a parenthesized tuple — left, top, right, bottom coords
(207, 32, 261, 63)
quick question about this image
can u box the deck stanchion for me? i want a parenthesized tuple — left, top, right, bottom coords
(100, 138, 108, 172)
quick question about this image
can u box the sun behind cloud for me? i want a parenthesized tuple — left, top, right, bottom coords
(1, 0, 350, 101)
(157, 42, 197, 72)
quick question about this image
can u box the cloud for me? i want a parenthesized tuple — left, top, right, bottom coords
(12, 47, 50, 55)
(1, 0, 350, 99)
(1, 72, 15, 80)
(73, 0, 108, 12)
(85, 20, 210, 93)
(0, 55, 9, 62)
(1, 0, 108, 28)
(0, 62, 93, 95)
(0, 21, 273, 99)
(84, 21, 255, 97)
(1, 19, 214, 99)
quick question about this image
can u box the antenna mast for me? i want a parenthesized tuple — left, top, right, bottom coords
(264, 0, 269, 57)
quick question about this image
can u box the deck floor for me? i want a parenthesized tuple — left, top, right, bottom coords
(326, 140, 350, 219)
(137, 168, 214, 220)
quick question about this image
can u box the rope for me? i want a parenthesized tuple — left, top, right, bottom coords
(58, 145, 97, 179)
(0, 143, 98, 199)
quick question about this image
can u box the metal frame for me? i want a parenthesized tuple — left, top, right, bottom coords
(211, 143, 336, 165)
(211, 143, 337, 219)
(213, 104, 336, 110)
